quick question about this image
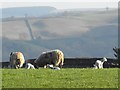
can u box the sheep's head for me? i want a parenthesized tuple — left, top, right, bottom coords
(103, 57, 107, 62)
(15, 59, 21, 68)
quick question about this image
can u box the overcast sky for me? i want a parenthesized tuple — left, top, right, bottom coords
(0, 0, 118, 9)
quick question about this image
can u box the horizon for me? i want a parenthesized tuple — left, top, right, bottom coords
(0, 1, 118, 10)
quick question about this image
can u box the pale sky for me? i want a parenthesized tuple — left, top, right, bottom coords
(0, 0, 119, 9)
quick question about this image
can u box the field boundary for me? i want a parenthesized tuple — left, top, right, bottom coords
(0, 58, 119, 68)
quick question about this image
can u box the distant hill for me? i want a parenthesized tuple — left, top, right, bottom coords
(1, 7, 118, 61)
(2, 38, 50, 61)
(1, 6, 56, 18)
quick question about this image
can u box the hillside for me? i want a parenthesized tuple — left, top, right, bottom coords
(1, 6, 56, 18)
(1, 7, 118, 61)
(2, 38, 50, 61)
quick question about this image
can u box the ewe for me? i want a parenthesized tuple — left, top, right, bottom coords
(10, 52, 25, 69)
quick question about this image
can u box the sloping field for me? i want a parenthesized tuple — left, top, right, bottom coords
(31, 10, 117, 39)
(2, 9, 117, 40)
(2, 68, 118, 88)
(2, 19, 31, 40)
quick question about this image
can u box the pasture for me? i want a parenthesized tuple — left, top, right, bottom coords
(2, 68, 118, 88)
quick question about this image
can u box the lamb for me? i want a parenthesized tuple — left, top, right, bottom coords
(25, 63, 35, 69)
(46, 64, 60, 70)
(94, 57, 107, 69)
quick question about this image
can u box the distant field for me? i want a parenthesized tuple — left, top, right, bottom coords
(2, 68, 118, 88)
(2, 9, 117, 40)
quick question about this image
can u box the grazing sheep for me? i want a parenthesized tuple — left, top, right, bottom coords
(34, 49, 64, 68)
(94, 57, 107, 69)
(9, 52, 25, 69)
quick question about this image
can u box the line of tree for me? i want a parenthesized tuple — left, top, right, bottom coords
(113, 47, 120, 60)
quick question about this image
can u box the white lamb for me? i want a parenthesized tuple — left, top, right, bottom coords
(25, 63, 35, 69)
(94, 57, 107, 69)
(46, 64, 60, 70)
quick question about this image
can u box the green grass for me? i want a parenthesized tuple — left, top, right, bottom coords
(2, 68, 118, 88)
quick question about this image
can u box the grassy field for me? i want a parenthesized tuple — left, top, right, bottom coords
(2, 68, 118, 88)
